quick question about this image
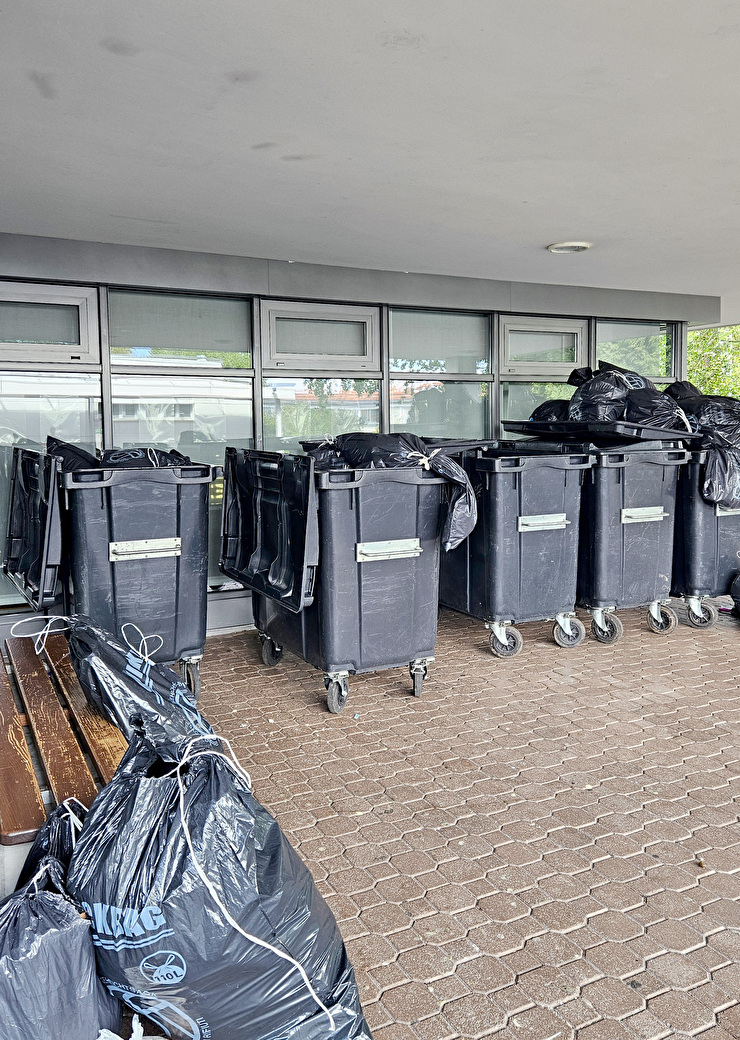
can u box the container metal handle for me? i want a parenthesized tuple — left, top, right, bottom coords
(517, 513, 570, 532)
(620, 506, 667, 524)
(356, 538, 423, 562)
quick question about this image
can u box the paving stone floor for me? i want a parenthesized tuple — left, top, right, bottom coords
(189, 601, 740, 1040)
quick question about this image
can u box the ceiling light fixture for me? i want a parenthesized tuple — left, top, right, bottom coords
(546, 241, 592, 254)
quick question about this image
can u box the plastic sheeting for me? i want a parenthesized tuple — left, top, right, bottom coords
(624, 388, 683, 429)
(16, 800, 87, 890)
(529, 399, 570, 422)
(567, 375, 628, 421)
(0, 857, 121, 1040)
(67, 738, 373, 1040)
(66, 615, 214, 756)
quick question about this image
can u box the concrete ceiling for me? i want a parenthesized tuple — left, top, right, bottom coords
(2, 1, 740, 322)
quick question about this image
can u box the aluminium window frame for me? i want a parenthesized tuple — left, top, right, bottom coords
(260, 299, 381, 374)
(0, 281, 100, 366)
(499, 314, 588, 378)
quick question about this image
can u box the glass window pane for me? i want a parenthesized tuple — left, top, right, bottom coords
(263, 378, 380, 453)
(111, 374, 253, 588)
(0, 301, 80, 345)
(500, 381, 575, 423)
(390, 380, 489, 438)
(274, 318, 366, 356)
(109, 291, 251, 368)
(0, 372, 102, 607)
(508, 330, 577, 365)
(390, 310, 489, 374)
(596, 321, 673, 377)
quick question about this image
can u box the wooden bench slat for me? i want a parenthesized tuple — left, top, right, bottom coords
(0, 659, 45, 845)
(6, 638, 98, 809)
(44, 634, 127, 784)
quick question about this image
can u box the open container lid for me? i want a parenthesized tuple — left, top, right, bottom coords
(2, 448, 63, 610)
(503, 420, 703, 446)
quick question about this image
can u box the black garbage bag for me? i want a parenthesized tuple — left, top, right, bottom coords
(67, 738, 373, 1040)
(46, 436, 101, 471)
(729, 573, 740, 617)
(596, 361, 656, 391)
(624, 388, 684, 429)
(305, 441, 349, 471)
(66, 615, 214, 755)
(331, 433, 477, 550)
(664, 380, 703, 404)
(16, 799, 87, 889)
(702, 445, 740, 509)
(99, 447, 193, 468)
(0, 856, 121, 1040)
(567, 366, 593, 387)
(529, 399, 570, 422)
(567, 375, 628, 421)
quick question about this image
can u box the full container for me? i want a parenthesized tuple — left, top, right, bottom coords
(670, 447, 740, 626)
(439, 446, 594, 656)
(3, 447, 220, 696)
(220, 448, 446, 712)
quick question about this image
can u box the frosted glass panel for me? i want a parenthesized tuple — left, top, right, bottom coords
(0, 302, 80, 345)
(596, 321, 672, 377)
(508, 331, 576, 364)
(390, 310, 489, 374)
(263, 378, 379, 452)
(274, 318, 366, 356)
(0, 371, 102, 606)
(391, 380, 488, 438)
(109, 291, 251, 368)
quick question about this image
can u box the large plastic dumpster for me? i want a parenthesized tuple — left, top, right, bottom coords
(220, 447, 446, 712)
(670, 447, 740, 626)
(439, 444, 594, 656)
(504, 421, 691, 643)
(3, 446, 220, 696)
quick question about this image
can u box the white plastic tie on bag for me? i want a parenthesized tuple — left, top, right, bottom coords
(407, 448, 440, 471)
(9, 614, 71, 655)
(97, 1014, 154, 1040)
(121, 623, 164, 663)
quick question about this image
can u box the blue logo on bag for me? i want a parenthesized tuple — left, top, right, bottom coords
(82, 901, 173, 950)
(105, 981, 209, 1039)
(140, 950, 187, 985)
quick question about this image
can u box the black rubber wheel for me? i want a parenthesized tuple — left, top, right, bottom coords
(260, 637, 283, 667)
(326, 679, 349, 714)
(180, 660, 202, 701)
(686, 602, 719, 629)
(646, 605, 679, 634)
(489, 627, 524, 658)
(552, 617, 586, 648)
(590, 613, 624, 645)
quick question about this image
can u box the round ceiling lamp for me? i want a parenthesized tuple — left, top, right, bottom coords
(546, 241, 592, 254)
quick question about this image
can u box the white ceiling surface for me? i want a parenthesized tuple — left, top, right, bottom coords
(2, 2, 740, 321)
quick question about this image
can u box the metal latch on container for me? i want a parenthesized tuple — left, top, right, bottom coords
(620, 506, 667, 525)
(517, 513, 569, 532)
(356, 538, 423, 562)
(109, 537, 182, 562)
(715, 504, 740, 517)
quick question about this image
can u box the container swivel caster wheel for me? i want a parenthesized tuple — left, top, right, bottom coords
(489, 626, 524, 658)
(647, 604, 678, 635)
(259, 635, 283, 667)
(590, 613, 623, 645)
(409, 661, 428, 697)
(685, 601, 719, 629)
(180, 659, 202, 701)
(324, 674, 349, 714)
(552, 617, 586, 649)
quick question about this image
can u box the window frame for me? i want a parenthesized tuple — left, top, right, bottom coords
(499, 314, 588, 378)
(594, 318, 678, 380)
(0, 281, 99, 365)
(260, 299, 381, 373)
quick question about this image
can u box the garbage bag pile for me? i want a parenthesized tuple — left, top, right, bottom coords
(306, 432, 476, 550)
(2, 614, 373, 1040)
(0, 857, 121, 1040)
(557, 362, 686, 428)
(663, 380, 740, 508)
(47, 436, 192, 472)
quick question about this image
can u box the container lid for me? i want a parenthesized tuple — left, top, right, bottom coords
(502, 420, 702, 446)
(2, 448, 63, 609)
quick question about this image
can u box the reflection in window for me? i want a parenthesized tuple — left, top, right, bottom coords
(109, 290, 252, 369)
(500, 382, 576, 423)
(596, 321, 673, 378)
(508, 330, 577, 365)
(111, 374, 253, 587)
(0, 372, 102, 607)
(390, 310, 489, 374)
(391, 380, 488, 438)
(262, 379, 380, 453)
(0, 302, 80, 345)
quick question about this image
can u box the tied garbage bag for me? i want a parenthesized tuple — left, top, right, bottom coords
(529, 399, 570, 422)
(624, 388, 684, 429)
(567, 366, 593, 387)
(567, 374, 628, 421)
(16, 798, 87, 889)
(66, 615, 214, 754)
(99, 447, 193, 468)
(46, 435, 101, 471)
(664, 380, 703, 405)
(596, 361, 656, 391)
(328, 433, 476, 550)
(67, 738, 373, 1040)
(702, 445, 740, 509)
(0, 857, 121, 1040)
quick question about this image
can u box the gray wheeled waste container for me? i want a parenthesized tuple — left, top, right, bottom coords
(220, 448, 446, 712)
(439, 444, 594, 656)
(3, 446, 220, 697)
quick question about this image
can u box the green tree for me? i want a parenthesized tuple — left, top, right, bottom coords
(687, 327, 740, 396)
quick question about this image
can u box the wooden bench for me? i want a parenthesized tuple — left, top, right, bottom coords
(0, 633, 127, 897)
